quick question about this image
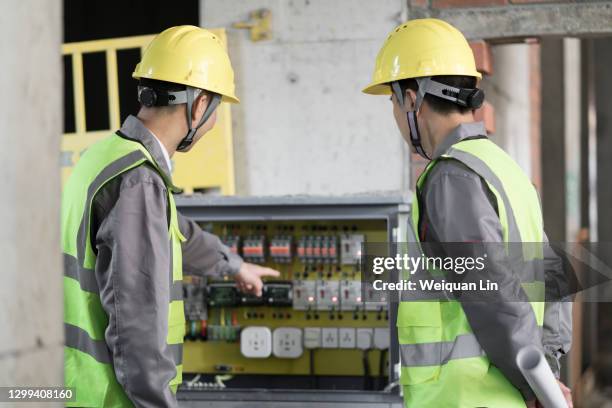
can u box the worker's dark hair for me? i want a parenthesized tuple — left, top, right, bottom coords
(400, 75, 478, 115)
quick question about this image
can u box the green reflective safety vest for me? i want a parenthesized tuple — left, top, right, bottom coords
(399, 137, 545, 408)
(62, 133, 186, 407)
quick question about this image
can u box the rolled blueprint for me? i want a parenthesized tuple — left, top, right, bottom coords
(516, 345, 568, 408)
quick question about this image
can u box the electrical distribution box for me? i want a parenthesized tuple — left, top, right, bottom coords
(176, 195, 409, 407)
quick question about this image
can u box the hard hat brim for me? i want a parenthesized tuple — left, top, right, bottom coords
(362, 71, 482, 96)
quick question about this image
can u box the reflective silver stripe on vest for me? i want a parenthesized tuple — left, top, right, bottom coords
(170, 280, 183, 302)
(65, 252, 186, 300)
(400, 333, 485, 367)
(65, 322, 112, 364)
(64, 253, 99, 293)
(168, 343, 183, 366)
(76, 150, 147, 267)
(446, 147, 522, 243)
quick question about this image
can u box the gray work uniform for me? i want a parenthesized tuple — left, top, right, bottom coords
(91, 115, 242, 407)
(417, 122, 572, 401)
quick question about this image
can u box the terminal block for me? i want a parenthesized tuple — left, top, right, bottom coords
(208, 282, 239, 307)
(264, 281, 293, 306)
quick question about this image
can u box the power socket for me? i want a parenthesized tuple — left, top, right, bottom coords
(373, 328, 390, 350)
(356, 328, 373, 350)
(240, 326, 272, 358)
(321, 327, 339, 348)
(339, 327, 356, 349)
(272, 327, 303, 358)
(303, 327, 322, 349)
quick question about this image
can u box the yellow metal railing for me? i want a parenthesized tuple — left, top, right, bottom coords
(61, 31, 236, 194)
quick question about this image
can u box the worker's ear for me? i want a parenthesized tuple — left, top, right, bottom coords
(405, 88, 417, 112)
(191, 91, 209, 127)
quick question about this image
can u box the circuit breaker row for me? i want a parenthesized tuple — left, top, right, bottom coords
(240, 326, 390, 359)
(221, 231, 365, 265)
(185, 280, 387, 314)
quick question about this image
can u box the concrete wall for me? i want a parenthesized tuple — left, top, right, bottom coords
(0, 0, 63, 392)
(201, 0, 409, 196)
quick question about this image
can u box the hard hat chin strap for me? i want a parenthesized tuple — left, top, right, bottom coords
(392, 81, 430, 160)
(177, 87, 222, 152)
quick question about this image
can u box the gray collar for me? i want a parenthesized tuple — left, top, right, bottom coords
(118, 115, 173, 179)
(432, 121, 487, 159)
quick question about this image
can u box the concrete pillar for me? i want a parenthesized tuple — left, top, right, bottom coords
(540, 38, 566, 242)
(200, 0, 408, 196)
(481, 43, 533, 176)
(592, 38, 612, 358)
(593, 38, 612, 255)
(0, 0, 63, 392)
(563, 38, 582, 242)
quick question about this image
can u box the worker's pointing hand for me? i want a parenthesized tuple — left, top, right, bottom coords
(234, 263, 280, 297)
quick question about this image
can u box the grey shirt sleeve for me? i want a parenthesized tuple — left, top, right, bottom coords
(422, 160, 540, 401)
(178, 213, 243, 277)
(542, 233, 573, 378)
(93, 166, 178, 408)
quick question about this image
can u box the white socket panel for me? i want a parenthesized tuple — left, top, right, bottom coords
(356, 328, 374, 350)
(321, 327, 339, 348)
(339, 328, 356, 349)
(240, 326, 272, 358)
(303, 327, 322, 349)
(272, 327, 303, 358)
(373, 328, 390, 350)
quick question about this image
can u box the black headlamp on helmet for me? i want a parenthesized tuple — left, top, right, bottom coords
(137, 86, 189, 108)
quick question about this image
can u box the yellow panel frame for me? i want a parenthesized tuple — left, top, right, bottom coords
(61, 31, 235, 195)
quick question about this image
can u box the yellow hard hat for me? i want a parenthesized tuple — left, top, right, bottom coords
(363, 18, 481, 96)
(133, 25, 239, 104)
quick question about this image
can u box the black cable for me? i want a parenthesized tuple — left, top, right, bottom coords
(362, 349, 371, 390)
(309, 349, 317, 389)
(378, 349, 387, 390)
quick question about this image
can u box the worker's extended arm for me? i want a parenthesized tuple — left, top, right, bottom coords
(178, 213, 243, 277)
(422, 160, 539, 401)
(94, 168, 179, 408)
(179, 214, 281, 295)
